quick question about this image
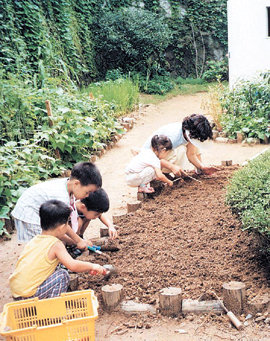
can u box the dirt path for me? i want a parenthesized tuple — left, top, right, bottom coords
(0, 92, 268, 340)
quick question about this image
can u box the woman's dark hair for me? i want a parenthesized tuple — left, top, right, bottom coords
(39, 200, 71, 230)
(81, 188, 109, 213)
(182, 114, 213, 142)
(70, 162, 102, 187)
(151, 135, 172, 152)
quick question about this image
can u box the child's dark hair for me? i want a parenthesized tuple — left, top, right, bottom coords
(39, 200, 71, 230)
(182, 114, 213, 142)
(151, 135, 172, 153)
(71, 162, 102, 187)
(81, 188, 109, 213)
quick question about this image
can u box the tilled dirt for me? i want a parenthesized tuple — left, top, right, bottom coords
(77, 166, 270, 312)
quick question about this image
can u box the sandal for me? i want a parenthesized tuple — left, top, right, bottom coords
(138, 186, 155, 193)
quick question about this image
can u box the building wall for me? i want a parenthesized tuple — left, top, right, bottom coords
(228, 0, 270, 86)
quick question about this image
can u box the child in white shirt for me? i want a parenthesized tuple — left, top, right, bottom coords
(125, 135, 173, 193)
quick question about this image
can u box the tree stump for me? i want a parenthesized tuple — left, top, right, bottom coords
(137, 192, 147, 201)
(100, 226, 109, 237)
(159, 287, 182, 317)
(221, 160, 233, 166)
(102, 284, 123, 311)
(112, 213, 127, 225)
(236, 132, 244, 143)
(222, 281, 246, 315)
(127, 200, 141, 213)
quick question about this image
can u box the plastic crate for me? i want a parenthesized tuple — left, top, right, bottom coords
(0, 289, 98, 341)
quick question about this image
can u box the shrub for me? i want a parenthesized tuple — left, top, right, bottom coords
(202, 58, 228, 82)
(139, 74, 174, 95)
(93, 7, 171, 76)
(219, 74, 270, 140)
(226, 150, 270, 254)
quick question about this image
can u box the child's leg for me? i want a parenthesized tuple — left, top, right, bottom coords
(33, 268, 70, 299)
(126, 167, 156, 189)
(14, 219, 41, 243)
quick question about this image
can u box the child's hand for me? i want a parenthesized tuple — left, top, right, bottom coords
(76, 238, 92, 250)
(108, 225, 118, 239)
(167, 180, 173, 187)
(89, 264, 107, 276)
(202, 166, 218, 175)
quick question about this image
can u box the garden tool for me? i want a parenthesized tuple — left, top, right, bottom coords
(209, 290, 243, 330)
(103, 264, 118, 281)
(88, 245, 111, 261)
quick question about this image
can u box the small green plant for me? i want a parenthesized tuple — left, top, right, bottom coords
(85, 78, 139, 116)
(219, 73, 270, 140)
(226, 150, 270, 254)
(202, 58, 228, 82)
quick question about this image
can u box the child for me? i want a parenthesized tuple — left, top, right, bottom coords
(76, 188, 118, 240)
(9, 200, 107, 300)
(11, 162, 102, 250)
(125, 135, 173, 193)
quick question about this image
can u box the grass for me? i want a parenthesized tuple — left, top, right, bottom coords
(139, 81, 225, 105)
(82, 78, 139, 116)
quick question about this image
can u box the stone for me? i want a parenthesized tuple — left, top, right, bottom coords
(120, 300, 156, 314)
(215, 137, 229, 143)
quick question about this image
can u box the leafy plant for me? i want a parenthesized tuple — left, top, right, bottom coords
(202, 58, 228, 82)
(219, 73, 270, 140)
(226, 150, 270, 254)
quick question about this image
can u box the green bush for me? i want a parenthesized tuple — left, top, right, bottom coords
(226, 150, 270, 253)
(86, 78, 139, 116)
(93, 7, 171, 76)
(139, 74, 174, 95)
(202, 58, 228, 82)
(219, 73, 270, 140)
(175, 77, 206, 86)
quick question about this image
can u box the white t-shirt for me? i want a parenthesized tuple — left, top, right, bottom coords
(142, 122, 188, 149)
(125, 149, 160, 174)
(11, 178, 70, 225)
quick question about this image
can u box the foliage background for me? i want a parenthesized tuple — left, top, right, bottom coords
(0, 0, 228, 84)
(226, 151, 270, 256)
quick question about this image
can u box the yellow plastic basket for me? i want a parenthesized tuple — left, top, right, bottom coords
(0, 289, 98, 341)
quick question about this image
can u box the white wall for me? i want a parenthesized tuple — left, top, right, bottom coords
(228, 0, 270, 87)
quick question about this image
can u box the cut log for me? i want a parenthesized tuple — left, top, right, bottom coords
(137, 192, 147, 201)
(222, 281, 246, 315)
(102, 284, 123, 311)
(127, 200, 141, 213)
(112, 213, 127, 225)
(100, 226, 109, 237)
(159, 287, 182, 316)
(221, 160, 233, 166)
(68, 274, 79, 291)
(237, 132, 244, 143)
(182, 299, 223, 314)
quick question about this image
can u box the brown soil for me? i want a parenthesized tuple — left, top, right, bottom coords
(78, 166, 269, 306)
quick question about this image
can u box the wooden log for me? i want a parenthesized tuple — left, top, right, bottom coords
(45, 100, 60, 159)
(127, 200, 141, 213)
(68, 274, 79, 291)
(102, 284, 123, 311)
(212, 130, 219, 140)
(182, 299, 223, 314)
(221, 160, 233, 166)
(112, 213, 127, 225)
(236, 132, 244, 143)
(159, 287, 182, 317)
(100, 226, 109, 237)
(222, 281, 246, 315)
(137, 192, 147, 201)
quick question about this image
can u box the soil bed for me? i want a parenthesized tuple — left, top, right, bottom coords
(78, 166, 270, 313)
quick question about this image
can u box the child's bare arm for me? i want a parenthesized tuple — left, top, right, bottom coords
(99, 214, 118, 239)
(51, 241, 106, 275)
(154, 168, 173, 186)
(160, 159, 187, 176)
(65, 224, 91, 249)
